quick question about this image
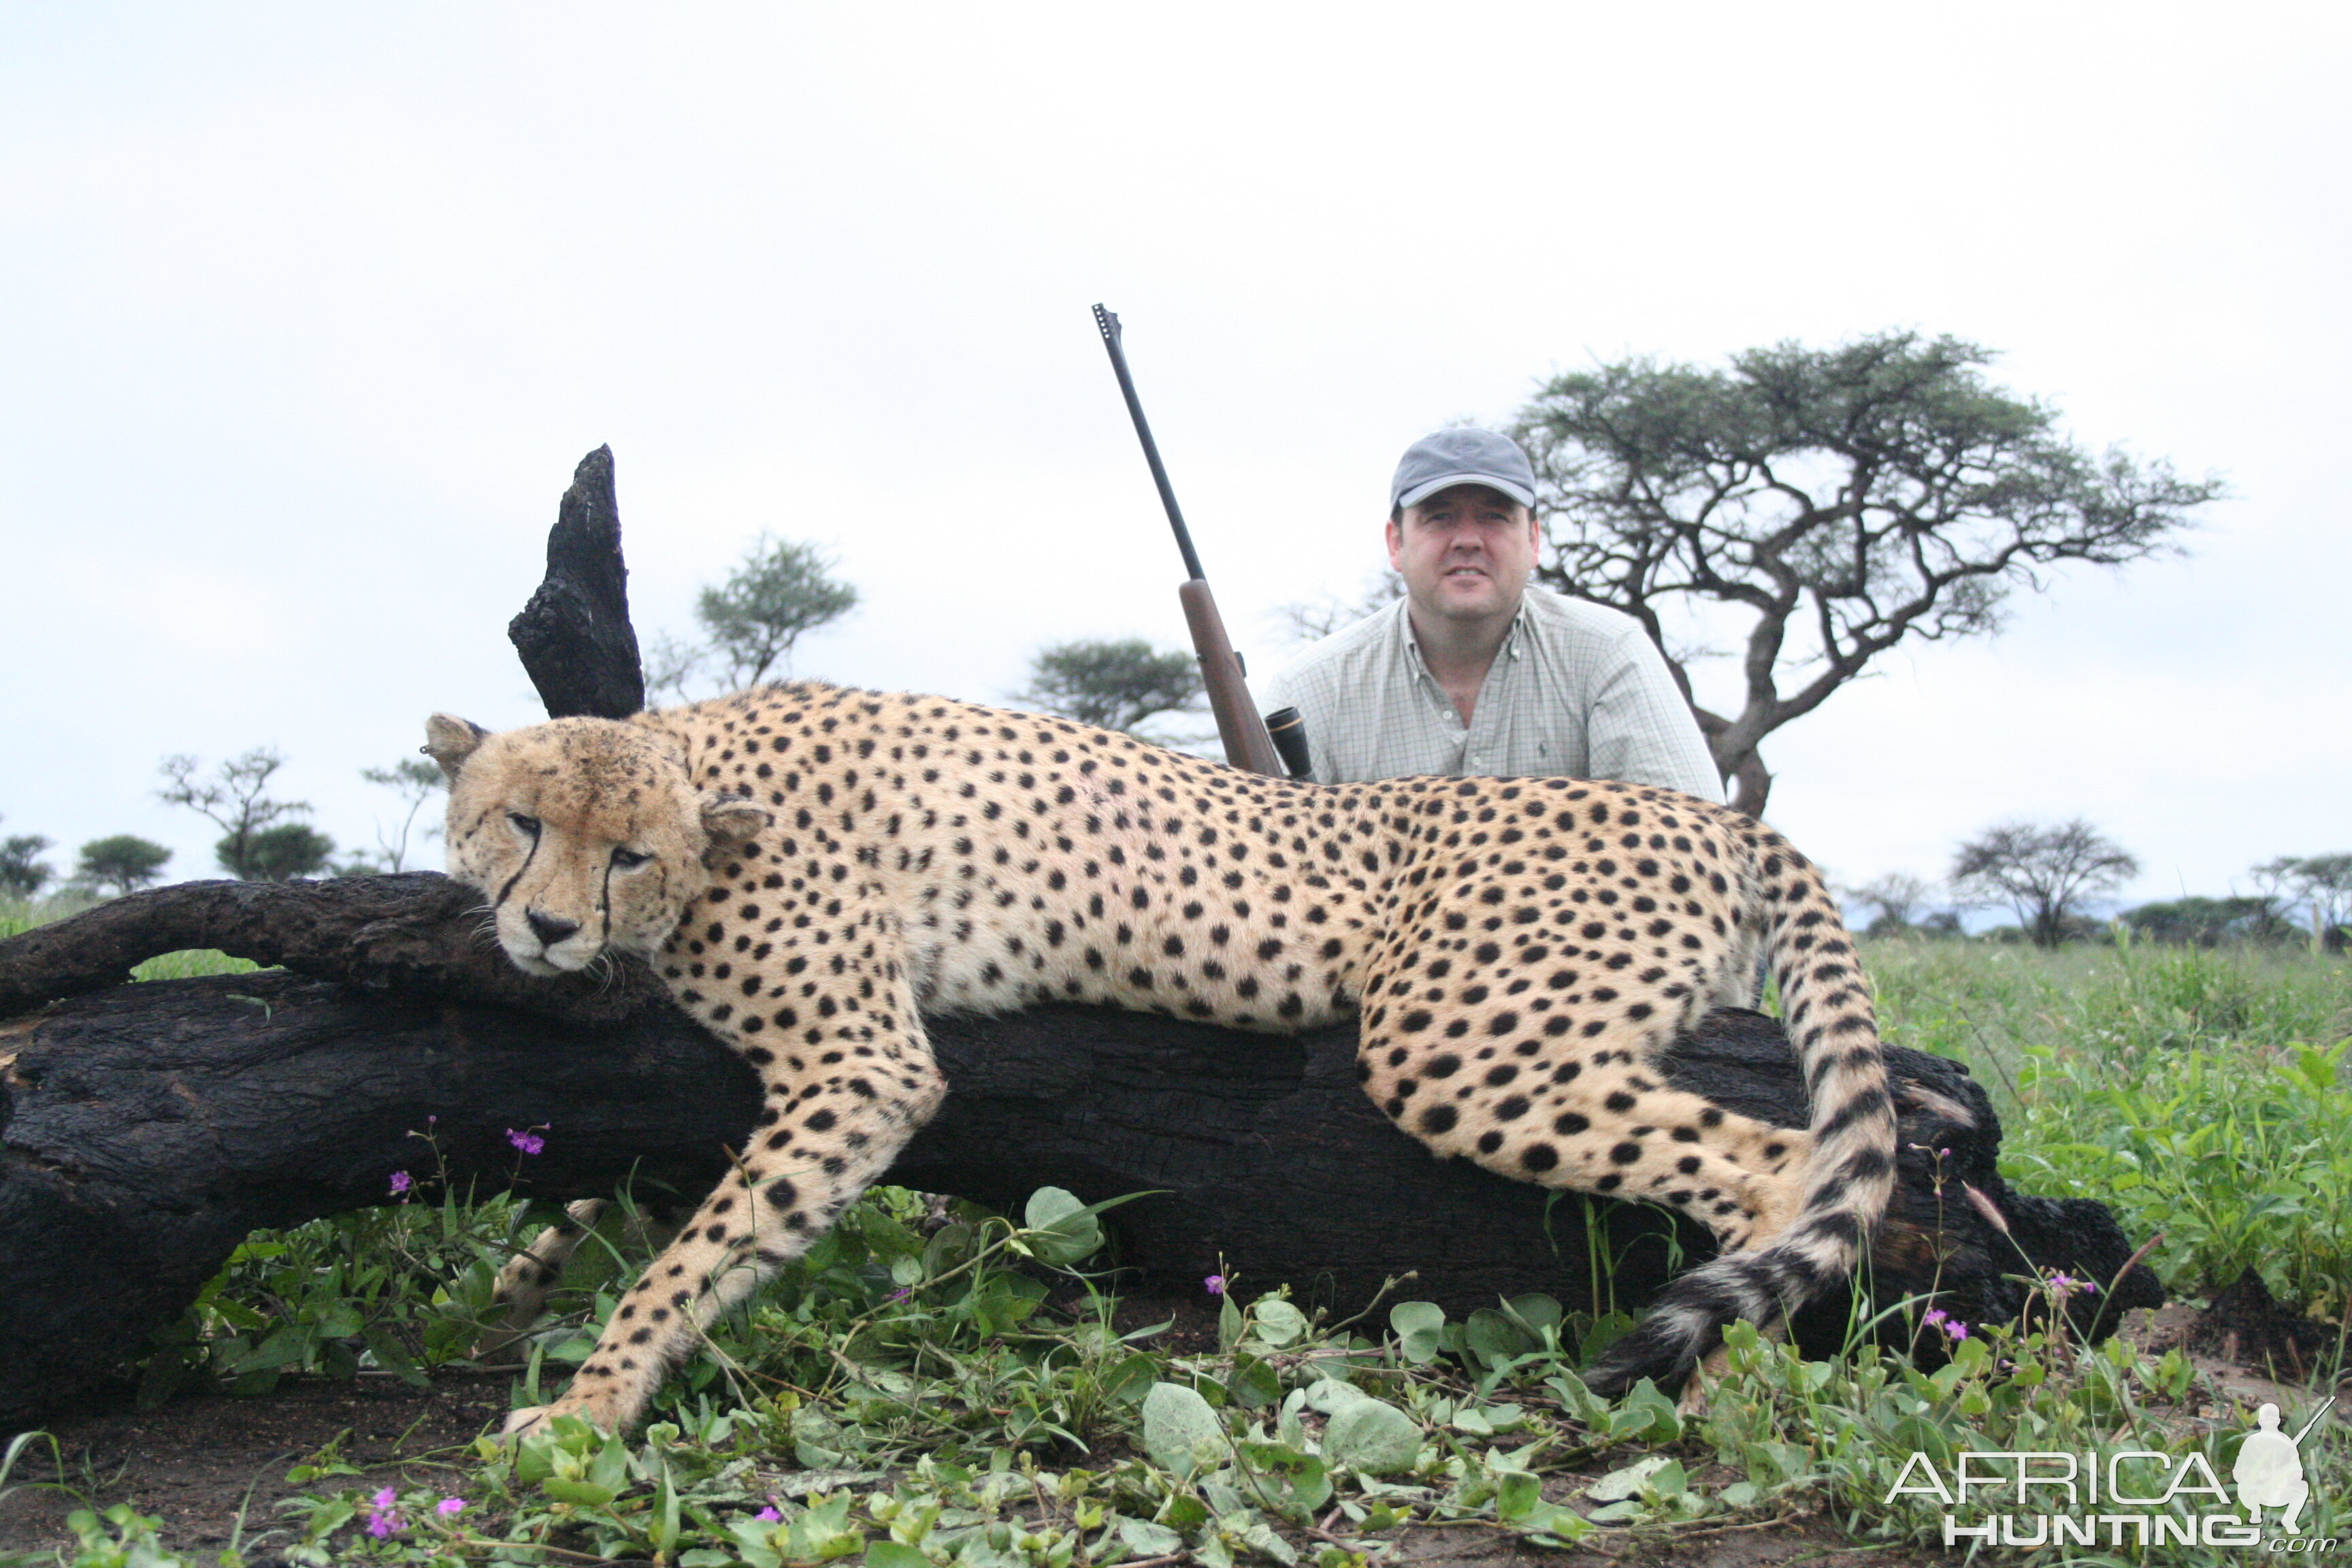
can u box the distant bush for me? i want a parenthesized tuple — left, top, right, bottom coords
(2121, 894, 2292, 947)
(0, 830, 54, 898)
(227, 823, 336, 881)
(76, 834, 174, 895)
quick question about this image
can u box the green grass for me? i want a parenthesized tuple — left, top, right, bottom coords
(3, 908, 2348, 1566)
(0, 894, 257, 982)
(1867, 937, 2352, 1316)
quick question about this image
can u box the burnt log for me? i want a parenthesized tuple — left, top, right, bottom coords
(0, 875, 2161, 1428)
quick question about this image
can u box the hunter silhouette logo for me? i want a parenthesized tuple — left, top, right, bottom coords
(1885, 1394, 2336, 1550)
(2236, 1398, 2330, 1537)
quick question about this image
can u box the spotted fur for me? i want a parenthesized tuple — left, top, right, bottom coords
(427, 683, 1895, 1433)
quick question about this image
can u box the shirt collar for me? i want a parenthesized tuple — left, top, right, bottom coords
(1394, 595, 1532, 673)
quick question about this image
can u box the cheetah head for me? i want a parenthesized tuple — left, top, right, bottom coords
(423, 713, 770, 977)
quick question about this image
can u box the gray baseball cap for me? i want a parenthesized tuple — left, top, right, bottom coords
(1390, 428, 1537, 512)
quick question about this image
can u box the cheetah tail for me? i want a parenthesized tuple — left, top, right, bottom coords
(1584, 867, 1897, 1398)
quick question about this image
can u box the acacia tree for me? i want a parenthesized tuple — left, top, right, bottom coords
(158, 749, 315, 880)
(357, 757, 446, 872)
(1281, 569, 1404, 643)
(648, 536, 859, 699)
(0, 818, 54, 898)
(74, 835, 174, 896)
(1512, 333, 2223, 813)
(1846, 872, 1935, 935)
(2252, 853, 2352, 953)
(1950, 819, 2139, 949)
(1009, 638, 1207, 736)
(234, 824, 336, 881)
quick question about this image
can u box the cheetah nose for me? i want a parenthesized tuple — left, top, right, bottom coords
(525, 910, 581, 947)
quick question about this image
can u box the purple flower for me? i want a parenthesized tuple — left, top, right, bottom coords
(2044, 1271, 2097, 1297)
(506, 1128, 546, 1156)
(389, 1171, 412, 1198)
(363, 1486, 406, 1537)
(436, 1497, 465, 1518)
(1203, 1275, 1226, 1296)
(885, 1286, 915, 1303)
(755, 1505, 783, 1523)
(1923, 1306, 1970, 1342)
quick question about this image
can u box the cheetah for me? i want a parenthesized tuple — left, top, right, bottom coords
(426, 683, 1895, 1435)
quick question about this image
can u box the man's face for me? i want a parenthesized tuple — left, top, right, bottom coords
(1387, 484, 1540, 625)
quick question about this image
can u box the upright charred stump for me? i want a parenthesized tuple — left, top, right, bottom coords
(506, 445, 646, 721)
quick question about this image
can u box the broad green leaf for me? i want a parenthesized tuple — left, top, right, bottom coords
(1322, 1398, 1421, 1475)
(1388, 1301, 1447, 1363)
(540, 1477, 619, 1507)
(1102, 1352, 1161, 1406)
(1303, 1377, 1371, 1414)
(1462, 1308, 1533, 1369)
(1161, 1493, 1209, 1531)
(1023, 1187, 1104, 1265)
(1585, 1454, 1670, 1503)
(1450, 1403, 1524, 1437)
(1494, 1469, 1546, 1522)
(1605, 1379, 1682, 1443)
(1237, 1516, 1301, 1565)
(865, 1543, 930, 1568)
(1119, 1518, 1183, 1555)
(1500, 1293, 1562, 1340)
(1225, 1354, 1282, 1409)
(1253, 1298, 1310, 1348)
(1141, 1382, 1226, 1479)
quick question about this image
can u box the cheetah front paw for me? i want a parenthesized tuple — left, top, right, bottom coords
(502, 1385, 631, 1439)
(502, 1403, 555, 1439)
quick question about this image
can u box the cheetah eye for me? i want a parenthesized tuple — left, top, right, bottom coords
(610, 847, 651, 869)
(507, 812, 541, 838)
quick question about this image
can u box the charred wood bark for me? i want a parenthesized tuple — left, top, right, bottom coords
(506, 445, 646, 721)
(0, 876, 2161, 1428)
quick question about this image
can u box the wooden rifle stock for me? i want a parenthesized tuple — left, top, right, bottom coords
(1179, 579, 1284, 776)
(1092, 303, 1285, 777)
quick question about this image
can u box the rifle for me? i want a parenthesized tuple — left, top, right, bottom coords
(1092, 304, 1290, 778)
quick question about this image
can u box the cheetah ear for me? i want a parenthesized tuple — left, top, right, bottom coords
(700, 793, 771, 855)
(423, 714, 491, 783)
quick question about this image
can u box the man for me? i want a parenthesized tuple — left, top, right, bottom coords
(1260, 427, 1721, 800)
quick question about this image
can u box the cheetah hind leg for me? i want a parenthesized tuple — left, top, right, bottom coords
(1678, 1319, 1789, 1414)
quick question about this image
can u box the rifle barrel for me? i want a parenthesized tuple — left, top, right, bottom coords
(1092, 303, 1284, 778)
(1093, 304, 1207, 582)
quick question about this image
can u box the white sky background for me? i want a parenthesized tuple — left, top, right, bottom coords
(3, 3, 2346, 911)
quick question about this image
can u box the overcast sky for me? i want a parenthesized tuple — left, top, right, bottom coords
(4, 3, 2346, 914)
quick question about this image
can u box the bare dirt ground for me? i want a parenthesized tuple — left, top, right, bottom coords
(0, 1373, 515, 1563)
